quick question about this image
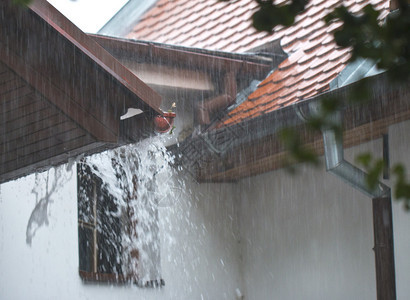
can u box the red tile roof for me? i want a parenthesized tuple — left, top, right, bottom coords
(128, 0, 390, 126)
(222, 0, 389, 126)
(128, 0, 284, 52)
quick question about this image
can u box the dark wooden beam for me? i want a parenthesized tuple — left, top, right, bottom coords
(195, 112, 394, 182)
(1, 128, 89, 170)
(29, 0, 162, 113)
(89, 34, 275, 76)
(0, 85, 33, 106)
(0, 43, 118, 143)
(372, 196, 397, 300)
(0, 141, 107, 183)
(0, 121, 77, 155)
(0, 112, 63, 142)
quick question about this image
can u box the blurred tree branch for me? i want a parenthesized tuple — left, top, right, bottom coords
(221, 0, 410, 207)
(12, 0, 31, 6)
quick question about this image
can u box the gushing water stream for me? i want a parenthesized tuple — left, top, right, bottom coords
(82, 136, 177, 284)
(26, 135, 181, 285)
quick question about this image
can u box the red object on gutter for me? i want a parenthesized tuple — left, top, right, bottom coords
(154, 112, 176, 133)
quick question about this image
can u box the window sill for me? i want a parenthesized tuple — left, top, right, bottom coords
(79, 270, 165, 288)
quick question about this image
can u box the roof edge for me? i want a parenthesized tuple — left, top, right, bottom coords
(29, 0, 162, 114)
(89, 34, 281, 69)
(172, 71, 410, 181)
(212, 71, 396, 151)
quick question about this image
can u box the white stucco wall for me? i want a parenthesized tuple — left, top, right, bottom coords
(237, 160, 377, 299)
(0, 168, 241, 300)
(237, 121, 410, 299)
(2, 120, 410, 300)
(389, 120, 410, 300)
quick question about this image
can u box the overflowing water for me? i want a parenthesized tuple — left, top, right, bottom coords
(25, 135, 183, 286)
(82, 136, 182, 285)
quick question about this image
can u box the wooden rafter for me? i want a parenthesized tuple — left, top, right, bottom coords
(0, 1, 162, 183)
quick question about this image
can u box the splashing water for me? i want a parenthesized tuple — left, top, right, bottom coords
(24, 134, 183, 285)
(82, 135, 178, 285)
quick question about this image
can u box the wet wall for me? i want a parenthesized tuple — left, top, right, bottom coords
(2, 120, 410, 299)
(0, 169, 241, 299)
(236, 119, 410, 299)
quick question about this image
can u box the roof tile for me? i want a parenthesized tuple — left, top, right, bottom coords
(219, 0, 388, 126)
(127, 0, 389, 126)
(129, 0, 277, 52)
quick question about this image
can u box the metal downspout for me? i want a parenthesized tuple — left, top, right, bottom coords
(296, 102, 388, 197)
(310, 104, 396, 300)
(321, 111, 390, 198)
(296, 101, 396, 299)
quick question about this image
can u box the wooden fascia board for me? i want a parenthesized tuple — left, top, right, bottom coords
(199, 108, 410, 182)
(192, 74, 410, 182)
(89, 35, 273, 78)
(29, 0, 162, 114)
(0, 141, 107, 184)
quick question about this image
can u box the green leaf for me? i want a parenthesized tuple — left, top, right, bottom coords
(12, 0, 31, 6)
(278, 128, 319, 168)
(355, 153, 372, 168)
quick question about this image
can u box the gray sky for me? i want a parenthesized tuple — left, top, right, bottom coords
(47, 0, 128, 33)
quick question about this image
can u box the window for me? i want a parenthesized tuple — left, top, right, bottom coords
(77, 161, 164, 287)
(77, 163, 126, 282)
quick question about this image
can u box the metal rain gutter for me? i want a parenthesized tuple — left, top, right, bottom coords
(308, 102, 391, 198)
(309, 101, 396, 300)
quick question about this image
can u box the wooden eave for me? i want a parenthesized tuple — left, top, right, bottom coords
(90, 34, 277, 73)
(89, 34, 276, 94)
(0, 0, 162, 183)
(177, 73, 410, 182)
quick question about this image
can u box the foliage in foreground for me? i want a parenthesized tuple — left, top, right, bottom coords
(12, 0, 31, 6)
(222, 0, 410, 207)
